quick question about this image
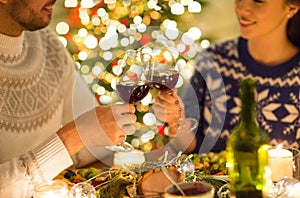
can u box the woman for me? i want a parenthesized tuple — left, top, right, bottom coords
(153, 0, 300, 154)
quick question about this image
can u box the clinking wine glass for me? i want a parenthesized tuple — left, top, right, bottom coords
(115, 49, 151, 104)
(105, 49, 152, 152)
(141, 43, 198, 134)
(108, 44, 198, 152)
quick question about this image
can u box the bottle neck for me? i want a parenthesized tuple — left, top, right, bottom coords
(240, 79, 257, 126)
(240, 95, 256, 124)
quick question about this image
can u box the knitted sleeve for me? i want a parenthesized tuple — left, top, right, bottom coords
(0, 134, 73, 197)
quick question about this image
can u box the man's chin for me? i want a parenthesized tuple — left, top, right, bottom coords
(25, 22, 50, 31)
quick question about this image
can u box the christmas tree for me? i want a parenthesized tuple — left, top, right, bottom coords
(55, 0, 209, 152)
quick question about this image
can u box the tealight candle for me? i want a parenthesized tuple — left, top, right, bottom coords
(34, 180, 68, 198)
(268, 145, 293, 182)
(113, 149, 145, 168)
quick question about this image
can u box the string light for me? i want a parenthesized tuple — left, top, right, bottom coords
(58, 36, 68, 47)
(64, 0, 77, 7)
(200, 39, 211, 49)
(180, 0, 193, 6)
(59, 0, 209, 151)
(188, 1, 201, 13)
(171, 3, 184, 15)
(81, 0, 95, 8)
(104, 0, 117, 4)
(56, 22, 69, 34)
(84, 35, 98, 49)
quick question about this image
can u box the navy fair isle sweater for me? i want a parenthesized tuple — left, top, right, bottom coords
(183, 37, 300, 154)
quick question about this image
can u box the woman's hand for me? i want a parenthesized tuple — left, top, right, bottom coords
(152, 89, 185, 136)
(152, 90, 197, 153)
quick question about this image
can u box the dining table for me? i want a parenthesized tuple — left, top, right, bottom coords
(52, 149, 300, 198)
(53, 151, 230, 198)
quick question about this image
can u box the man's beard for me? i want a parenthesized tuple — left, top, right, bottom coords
(8, 0, 52, 31)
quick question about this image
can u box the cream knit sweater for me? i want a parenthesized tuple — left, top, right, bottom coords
(0, 27, 97, 197)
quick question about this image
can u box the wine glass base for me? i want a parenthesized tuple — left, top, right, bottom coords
(105, 142, 134, 152)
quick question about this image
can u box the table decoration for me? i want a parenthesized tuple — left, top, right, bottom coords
(268, 177, 299, 198)
(57, 168, 138, 198)
(268, 145, 294, 182)
(69, 182, 96, 198)
(142, 151, 229, 198)
(56, 148, 300, 197)
(33, 180, 69, 198)
(56, 152, 230, 197)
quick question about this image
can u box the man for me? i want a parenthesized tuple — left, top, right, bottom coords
(0, 0, 135, 196)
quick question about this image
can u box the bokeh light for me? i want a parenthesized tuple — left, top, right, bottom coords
(59, 0, 208, 152)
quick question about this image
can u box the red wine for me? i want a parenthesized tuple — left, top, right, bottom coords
(116, 82, 150, 104)
(147, 69, 179, 90)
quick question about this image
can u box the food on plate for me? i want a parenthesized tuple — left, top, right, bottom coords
(188, 151, 228, 175)
(54, 152, 229, 198)
(56, 168, 137, 198)
(56, 166, 184, 197)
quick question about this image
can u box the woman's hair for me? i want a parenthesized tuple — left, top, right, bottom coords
(286, 0, 300, 47)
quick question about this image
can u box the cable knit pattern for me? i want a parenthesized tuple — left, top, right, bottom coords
(0, 28, 68, 132)
(0, 28, 77, 197)
(0, 27, 98, 197)
(0, 51, 24, 64)
(0, 33, 24, 64)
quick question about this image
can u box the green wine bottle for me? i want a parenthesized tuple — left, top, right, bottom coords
(226, 78, 270, 198)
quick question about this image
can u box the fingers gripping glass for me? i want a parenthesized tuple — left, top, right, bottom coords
(105, 49, 150, 152)
(107, 44, 198, 152)
(142, 43, 198, 136)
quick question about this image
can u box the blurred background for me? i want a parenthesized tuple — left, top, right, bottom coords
(51, 0, 238, 42)
(49, 0, 239, 152)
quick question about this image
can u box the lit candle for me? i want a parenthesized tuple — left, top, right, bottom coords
(33, 180, 69, 198)
(113, 149, 145, 168)
(268, 144, 293, 182)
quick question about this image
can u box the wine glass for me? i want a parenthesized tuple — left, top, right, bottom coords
(106, 49, 152, 152)
(169, 153, 195, 177)
(115, 49, 151, 104)
(69, 182, 97, 198)
(141, 42, 199, 136)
